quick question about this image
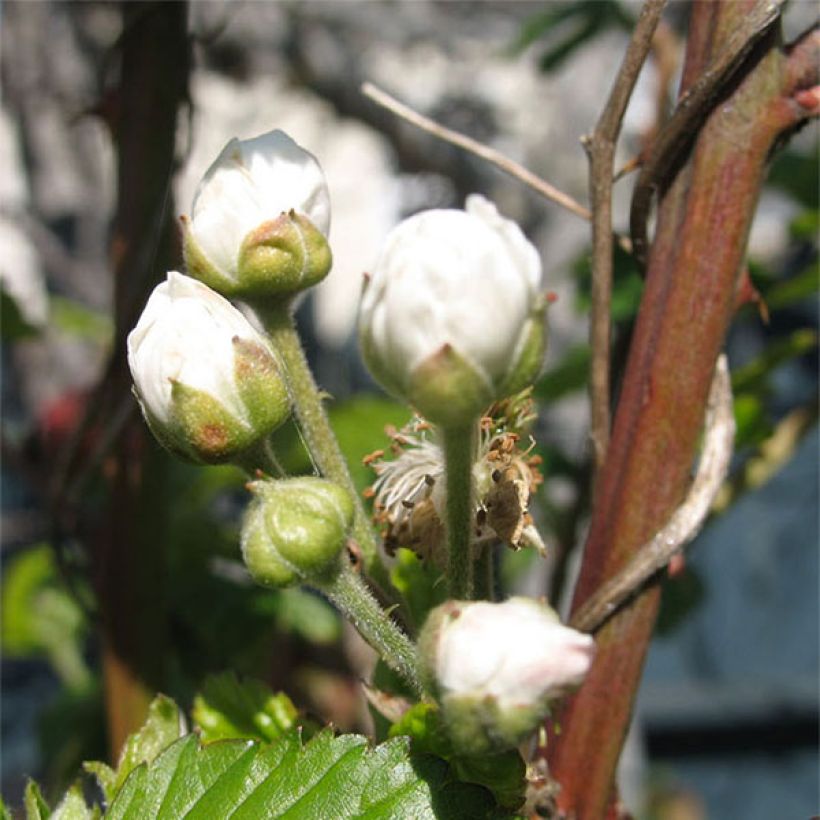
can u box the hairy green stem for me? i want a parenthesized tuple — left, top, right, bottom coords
(442, 424, 477, 599)
(234, 437, 285, 478)
(257, 302, 385, 582)
(316, 563, 424, 697)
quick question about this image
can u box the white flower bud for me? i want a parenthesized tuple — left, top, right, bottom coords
(359, 195, 546, 427)
(419, 597, 595, 754)
(127, 272, 289, 463)
(182, 129, 332, 299)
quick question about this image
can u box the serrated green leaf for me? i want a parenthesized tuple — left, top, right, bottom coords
(192, 671, 298, 744)
(106, 728, 501, 819)
(86, 695, 184, 804)
(50, 784, 95, 820)
(24, 780, 50, 820)
(389, 703, 526, 811)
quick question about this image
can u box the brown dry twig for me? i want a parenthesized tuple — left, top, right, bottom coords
(361, 81, 592, 221)
(582, 0, 668, 474)
(570, 354, 735, 634)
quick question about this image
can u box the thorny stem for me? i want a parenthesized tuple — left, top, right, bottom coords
(442, 423, 477, 599)
(257, 301, 386, 583)
(317, 562, 425, 697)
(584, 0, 667, 475)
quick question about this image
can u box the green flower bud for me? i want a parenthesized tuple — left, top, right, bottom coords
(241, 477, 354, 588)
(418, 598, 595, 755)
(127, 272, 290, 464)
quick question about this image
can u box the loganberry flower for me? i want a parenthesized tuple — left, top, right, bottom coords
(419, 597, 595, 754)
(359, 194, 546, 427)
(182, 129, 332, 299)
(127, 271, 289, 463)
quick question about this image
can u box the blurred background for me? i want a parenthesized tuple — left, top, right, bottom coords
(1, 2, 817, 817)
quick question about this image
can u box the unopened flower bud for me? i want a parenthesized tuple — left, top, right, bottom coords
(418, 597, 595, 754)
(358, 195, 546, 427)
(127, 272, 289, 463)
(182, 129, 332, 300)
(241, 477, 354, 588)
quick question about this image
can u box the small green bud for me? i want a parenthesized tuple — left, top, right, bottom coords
(241, 477, 354, 588)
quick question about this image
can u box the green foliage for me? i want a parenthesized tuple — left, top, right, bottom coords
(389, 549, 448, 634)
(1, 544, 90, 689)
(192, 671, 298, 744)
(85, 695, 183, 805)
(510, 1, 634, 72)
(1, 285, 39, 340)
(104, 728, 497, 819)
(50, 296, 113, 344)
(23, 780, 97, 820)
(535, 344, 591, 402)
(389, 703, 526, 812)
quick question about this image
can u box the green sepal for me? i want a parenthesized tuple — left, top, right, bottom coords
(241, 497, 299, 588)
(236, 211, 332, 300)
(181, 215, 239, 297)
(169, 380, 253, 463)
(409, 344, 494, 427)
(389, 703, 526, 810)
(441, 690, 546, 756)
(232, 337, 290, 434)
(497, 299, 547, 399)
(359, 316, 406, 399)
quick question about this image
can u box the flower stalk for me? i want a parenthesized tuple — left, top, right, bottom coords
(442, 423, 477, 599)
(257, 300, 385, 581)
(316, 562, 425, 697)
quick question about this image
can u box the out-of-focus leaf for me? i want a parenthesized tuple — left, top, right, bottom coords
(85, 695, 184, 805)
(106, 728, 499, 819)
(762, 262, 819, 310)
(270, 396, 409, 493)
(510, 1, 634, 73)
(766, 149, 819, 209)
(731, 329, 818, 394)
(789, 208, 819, 241)
(390, 548, 447, 633)
(535, 345, 590, 401)
(389, 703, 526, 811)
(24, 780, 97, 820)
(732, 393, 773, 449)
(1, 544, 89, 688)
(274, 587, 341, 645)
(50, 296, 112, 344)
(656, 566, 706, 636)
(192, 671, 298, 744)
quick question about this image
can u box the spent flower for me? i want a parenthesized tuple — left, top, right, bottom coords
(182, 129, 332, 299)
(418, 597, 595, 754)
(359, 195, 546, 427)
(127, 271, 289, 463)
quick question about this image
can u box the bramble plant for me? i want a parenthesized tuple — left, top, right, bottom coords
(3, 2, 817, 818)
